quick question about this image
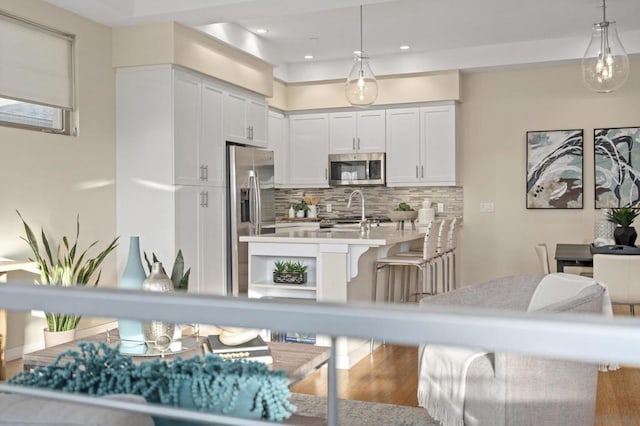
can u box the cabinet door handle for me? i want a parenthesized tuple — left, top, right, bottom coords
(416, 166, 419, 178)
(247, 126, 251, 139)
(199, 165, 204, 181)
(421, 165, 424, 178)
(204, 165, 209, 181)
(352, 137, 356, 150)
(204, 191, 209, 207)
(357, 137, 360, 150)
(199, 192, 204, 207)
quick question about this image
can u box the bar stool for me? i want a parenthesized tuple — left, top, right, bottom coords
(397, 218, 453, 294)
(441, 217, 459, 292)
(372, 220, 443, 303)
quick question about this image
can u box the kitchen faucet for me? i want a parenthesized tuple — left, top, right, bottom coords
(347, 189, 369, 234)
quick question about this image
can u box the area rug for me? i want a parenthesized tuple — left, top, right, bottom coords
(289, 393, 438, 425)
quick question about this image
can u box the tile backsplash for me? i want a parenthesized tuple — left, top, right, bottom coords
(275, 186, 463, 221)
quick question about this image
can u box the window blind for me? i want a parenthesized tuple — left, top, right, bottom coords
(0, 12, 74, 110)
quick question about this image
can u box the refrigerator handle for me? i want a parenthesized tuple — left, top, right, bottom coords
(248, 170, 261, 233)
(254, 170, 263, 233)
(248, 172, 256, 227)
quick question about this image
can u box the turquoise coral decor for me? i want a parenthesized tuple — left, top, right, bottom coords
(9, 342, 295, 422)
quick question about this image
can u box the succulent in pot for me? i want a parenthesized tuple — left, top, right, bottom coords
(606, 207, 640, 246)
(273, 260, 308, 284)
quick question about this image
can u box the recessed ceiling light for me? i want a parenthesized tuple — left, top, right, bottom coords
(255, 29, 268, 34)
(400, 45, 410, 50)
(304, 55, 314, 60)
(353, 50, 362, 55)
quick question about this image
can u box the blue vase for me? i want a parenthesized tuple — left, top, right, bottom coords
(117, 236, 147, 354)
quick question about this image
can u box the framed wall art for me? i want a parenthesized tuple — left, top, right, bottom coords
(594, 126, 640, 208)
(526, 129, 584, 209)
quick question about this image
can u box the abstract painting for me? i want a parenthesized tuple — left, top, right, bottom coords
(594, 127, 640, 208)
(526, 129, 584, 209)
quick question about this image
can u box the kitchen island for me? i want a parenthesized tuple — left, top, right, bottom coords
(240, 225, 425, 368)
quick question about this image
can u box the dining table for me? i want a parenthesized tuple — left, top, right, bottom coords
(555, 243, 640, 272)
(554, 243, 594, 273)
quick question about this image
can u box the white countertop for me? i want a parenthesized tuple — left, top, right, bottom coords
(240, 226, 425, 246)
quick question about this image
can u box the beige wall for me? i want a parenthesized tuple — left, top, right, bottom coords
(458, 60, 640, 285)
(285, 70, 460, 111)
(113, 22, 274, 97)
(0, 0, 116, 352)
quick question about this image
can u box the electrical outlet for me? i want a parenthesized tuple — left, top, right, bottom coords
(480, 202, 495, 213)
(326, 203, 332, 213)
(437, 203, 444, 213)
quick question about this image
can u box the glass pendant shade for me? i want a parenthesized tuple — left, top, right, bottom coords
(345, 54, 378, 107)
(582, 21, 630, 93)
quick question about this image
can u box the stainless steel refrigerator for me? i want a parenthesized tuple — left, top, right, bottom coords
(227, 144, 275, 296)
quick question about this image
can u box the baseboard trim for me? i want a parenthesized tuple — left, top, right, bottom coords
(6, 321, 118, 361)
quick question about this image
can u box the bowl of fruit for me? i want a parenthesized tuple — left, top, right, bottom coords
(387, 202, 418, 222)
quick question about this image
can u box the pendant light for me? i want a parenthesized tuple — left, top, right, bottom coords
(582, 0, 630, 93)
(345, 5, 378, 107)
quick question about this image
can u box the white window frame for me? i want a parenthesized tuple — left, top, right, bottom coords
(0, 11, 76, 135)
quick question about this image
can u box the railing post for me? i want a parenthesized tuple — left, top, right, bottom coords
(328, 336, 338, 426)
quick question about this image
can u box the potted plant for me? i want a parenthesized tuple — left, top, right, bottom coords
(17, 211, 118, 346)
(273, 260, 308, 284)
(606, 207, 640, 246)
(292, 201, 309, 218)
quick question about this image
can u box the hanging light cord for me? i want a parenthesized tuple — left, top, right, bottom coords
(360, 5, 363, 57)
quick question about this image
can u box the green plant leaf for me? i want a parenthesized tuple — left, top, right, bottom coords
(17, 212, 118, 331)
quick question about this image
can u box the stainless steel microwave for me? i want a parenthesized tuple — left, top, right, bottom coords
(328, 153, 386, 186)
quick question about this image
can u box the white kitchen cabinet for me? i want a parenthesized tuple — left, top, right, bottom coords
(420, 104, 457, 185)
(267, 109, 288, 187)
(386, 103, 457, 186)
(288, 113, 330, 187)
(172, 71, 224, 187)
(329, 110, 385, 154)
(175, 186, 226, 295)
(116, 65, 227, 296)
(224, 92, 268, 147)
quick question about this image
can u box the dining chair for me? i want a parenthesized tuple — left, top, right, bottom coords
(593, 254, 640, 316)
(535, 243, 550, 274)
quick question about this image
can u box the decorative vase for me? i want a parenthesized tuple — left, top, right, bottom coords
(142, 262, 175, 348)
(614, 226, 637, 246)
(118, 236, 147, 355)
(595, 209, 616, 241)
(308, 205, 318, 218)
(295, 210, 305, 218)
(43, 328, 75, 348)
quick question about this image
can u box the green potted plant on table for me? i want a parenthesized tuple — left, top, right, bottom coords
(17, 211, 118, 347)
(273, 260, 308, 284)
(607, 207, 640, 246)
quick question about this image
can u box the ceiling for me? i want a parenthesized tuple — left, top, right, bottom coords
(45, 0, 640, 82)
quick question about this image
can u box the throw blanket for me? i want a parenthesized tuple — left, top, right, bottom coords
(528, 273, 619, 371)
(418, 345, 487, 426)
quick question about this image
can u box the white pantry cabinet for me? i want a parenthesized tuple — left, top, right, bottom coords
(224, 92, 268, 147)
(267, 109, 288, 187)
(116, 65, 226, 295)
(288, 113, 330, 187)
(329, 110, 386, 154)
(386, 103, 457, 186)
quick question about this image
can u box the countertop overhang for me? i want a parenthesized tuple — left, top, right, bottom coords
(240, 227, 426, 246)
